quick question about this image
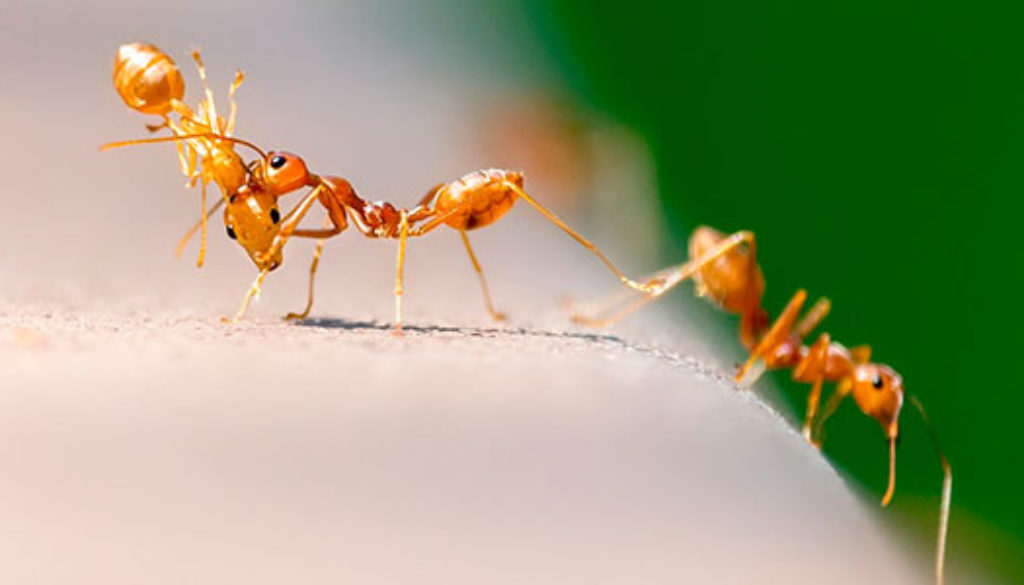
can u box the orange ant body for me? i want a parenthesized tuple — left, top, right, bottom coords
(218, 149, 659, 330)
(107, 46, 659, 331)
(110, 42, 247, 266)
(571, 226, 952, 584)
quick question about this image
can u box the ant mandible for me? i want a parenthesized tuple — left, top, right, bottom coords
(570, 226, 952, 585)
(108, 42, 248, 267)
(212, 147, 661, 331)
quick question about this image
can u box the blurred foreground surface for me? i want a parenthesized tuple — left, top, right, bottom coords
(2, 299, 931, 585)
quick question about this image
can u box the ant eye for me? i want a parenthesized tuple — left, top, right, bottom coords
(872, 374, 884, 389)
(270, 209, 281, 224)
(227, 225, 237, 240)
(269, 155, 286, 169)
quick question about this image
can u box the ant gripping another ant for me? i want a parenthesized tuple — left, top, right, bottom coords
(105, 43, 662, 332)
(570, 226, 952, 585)
(218, 154, 662, 332)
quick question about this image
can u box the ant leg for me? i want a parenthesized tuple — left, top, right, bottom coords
(175, 198, 225, 260)
(794, 297, 831, 339)
(409, 206, 462, 236)
(459, 230, 506, 321)
(225, 69, 244, 135)
(191, 49, 220, 131)
(284, 238, 326, 321)
(160, 116, 196, 178)
(570, 230, 756, 326)
(793, 332, 831, 442)
(394, 211, 410, 333)
(197, 180, 209, 267)
(907, 395, 953, 585)
(284, 217, 335, 321)
(810, 378, 852, 448)
(505, 183, 658, 293)
(227, 186, 330, 323)
(736, 289, 808, 385)
(263, 183, 332, 261)
(226, 268, 271, 323)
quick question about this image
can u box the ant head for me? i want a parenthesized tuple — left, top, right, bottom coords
(851, 363, 904, 438)
(223, 186, 283, 271)
(250, 151, 310, 194)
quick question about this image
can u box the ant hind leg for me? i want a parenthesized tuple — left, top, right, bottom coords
(459, 230, 506, 322)
(505, 183, 659, 294)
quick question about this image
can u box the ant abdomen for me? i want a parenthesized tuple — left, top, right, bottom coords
(113, 42, 185, 116)
(434, 169, 523, 230)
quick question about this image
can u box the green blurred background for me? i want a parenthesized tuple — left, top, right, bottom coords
(429, 0, 1024, 579)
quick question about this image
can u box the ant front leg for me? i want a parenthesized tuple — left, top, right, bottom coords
(227, 184, 329, 323)
(570, 230, 757, 327)
(810, 377, 852, 448)
(792, 332, 832, 444)
(284, 216, 343, 321)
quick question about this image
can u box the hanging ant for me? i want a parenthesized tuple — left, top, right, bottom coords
(570, 226, 952, 585)
(109, 42, 247, 267)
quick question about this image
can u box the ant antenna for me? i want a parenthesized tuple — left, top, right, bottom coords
(908, 395, 952, 585)
(100, 132, 267, 159)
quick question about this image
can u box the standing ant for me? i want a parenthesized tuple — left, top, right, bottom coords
(570, 226, 952, 584)
(109, 42, 248, 267)
(106, 46, 660, 330)
(214, 148, 661, 331)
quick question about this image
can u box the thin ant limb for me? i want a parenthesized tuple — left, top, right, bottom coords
(792, 332, 831, 441)
(175, 198, 226, 261)
(394, 210, 410, 333)
(505, 183, 661, 294)
(198, 180, 208, 266)
(226, 70, 244, 135)
(227, 182, 328, 322)
(284, 216, 334, 321)
(191, 49, 220, 133)
(569, 230, 757, 326)
(794, 297, 831, 339)
(459, 230, 507, 321)
(227, 268, 271, 323)
(908, 395, 952, 585)
(736, 289, 808, 386)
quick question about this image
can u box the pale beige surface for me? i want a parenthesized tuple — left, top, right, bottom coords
(0, 0, 944, 583)
(1, 302, 924, 585)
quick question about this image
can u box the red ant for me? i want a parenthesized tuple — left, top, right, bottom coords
(214, 148, 661, 330)
(107, 46, 661, 331)
(571, 226, 952, 584)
